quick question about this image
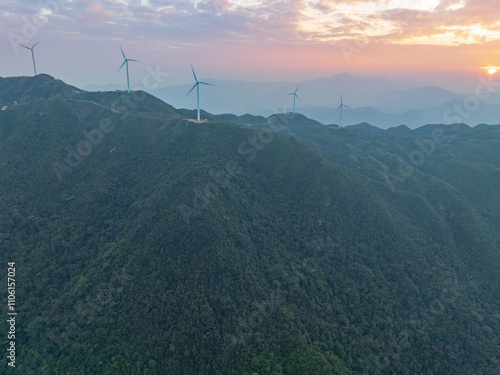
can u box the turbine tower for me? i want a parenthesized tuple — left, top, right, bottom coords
(335, 95, 350, 128)
(20, 41, 40, 76)
(287, 86, 300, 113)
(119, 46, 139, 93)
(187, 65, 214, 122)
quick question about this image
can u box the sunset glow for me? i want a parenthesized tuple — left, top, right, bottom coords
(485, 66, 499, 75)
(1, 0, 499, 89)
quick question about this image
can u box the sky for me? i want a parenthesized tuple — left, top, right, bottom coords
(1, 0, 500, 92)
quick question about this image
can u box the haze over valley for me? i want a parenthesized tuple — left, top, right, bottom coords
(82, 72, 500, 129)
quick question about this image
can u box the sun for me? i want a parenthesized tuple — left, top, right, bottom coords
(481, 66, 499, 75)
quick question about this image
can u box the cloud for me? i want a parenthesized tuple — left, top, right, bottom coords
(3, 0, 499, 51)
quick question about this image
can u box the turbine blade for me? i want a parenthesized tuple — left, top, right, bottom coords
(128, 59, 140, 62)
(118, 60, 126, 71)
(191, 65, 198, 82)
(120, 46, 126, 59)
(199, 82, 214, 86)
(32, 41, 40, 49)
(295, 94, 300, 101)
(187, 83, 198, 95)
(20, 44, 30, 50)
(295, 86, 299, 94)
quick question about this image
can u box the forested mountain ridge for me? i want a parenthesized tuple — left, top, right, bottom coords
(239, 113, 500, 289)
(0, 75, 499, 374)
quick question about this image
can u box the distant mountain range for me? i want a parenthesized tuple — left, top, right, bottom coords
(84, 73, 500, 128)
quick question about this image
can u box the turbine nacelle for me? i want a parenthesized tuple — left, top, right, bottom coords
(187, 65, 214, 94)
(20, 41, 40, 51)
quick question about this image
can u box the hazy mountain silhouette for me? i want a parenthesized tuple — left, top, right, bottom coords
(82, 73, 500, 128)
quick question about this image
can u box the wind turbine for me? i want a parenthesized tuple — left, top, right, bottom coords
(119, 46, 139, 93)
(335, 95, 350, 128)
(187, 65, 214, 122)
(20, 41, 40, 76)
(287, 86, 300, 113)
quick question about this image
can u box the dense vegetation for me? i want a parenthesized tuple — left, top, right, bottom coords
(0, 76, 499, 374)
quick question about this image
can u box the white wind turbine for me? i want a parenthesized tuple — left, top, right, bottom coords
(119, 46, 139, 93)
(336, 95, 350, 128)
(20, 41, 40, 76)
(187, 65, 214, 121)
(287, 86, 300, 113)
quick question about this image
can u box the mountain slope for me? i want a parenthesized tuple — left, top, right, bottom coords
(0, 74, 81, 106)
(0, 76, 499, 374)
(244, 113, 500, 286)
